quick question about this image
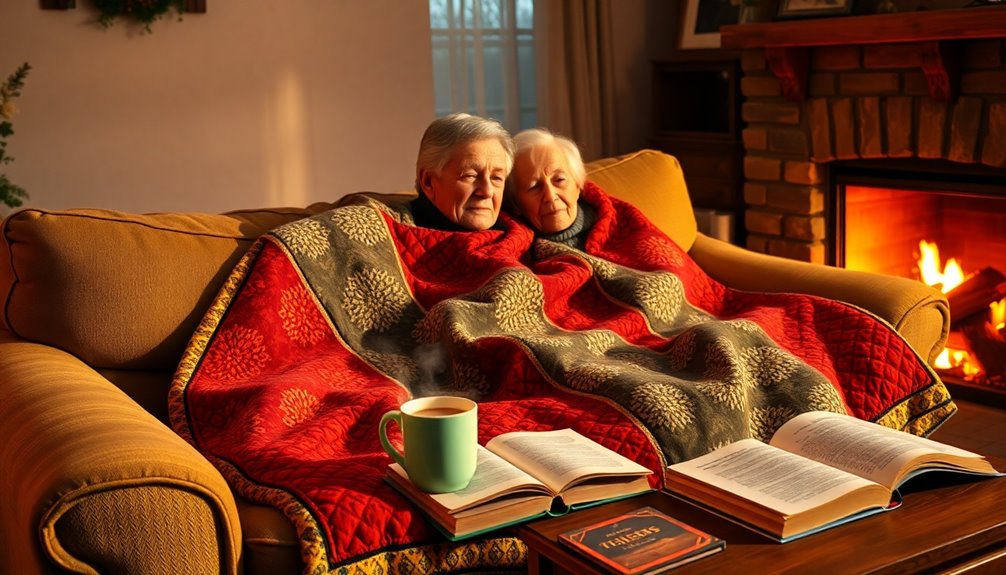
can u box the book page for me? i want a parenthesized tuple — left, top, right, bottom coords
(486, 429, 651, 494)
(666, 438, 880, 516)
(770, 411, 985, 490)
(389, 444, 550, 513)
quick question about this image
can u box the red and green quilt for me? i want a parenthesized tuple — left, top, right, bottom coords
(169, 182, 953, 574)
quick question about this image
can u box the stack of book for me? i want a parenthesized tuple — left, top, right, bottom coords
(385, 428, 654, 540)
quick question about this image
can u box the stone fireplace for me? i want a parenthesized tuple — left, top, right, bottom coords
(739, 40, 1006, 259)
(722, 7, 1006, 400)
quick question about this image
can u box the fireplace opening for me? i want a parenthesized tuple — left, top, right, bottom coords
(830, 160, 1006, 404)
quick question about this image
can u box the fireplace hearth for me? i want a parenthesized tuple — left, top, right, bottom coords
(721, 6, 1006, 265)
(831, 159, 1006, 273)
(721, 6, 1006, 404)
(831, 161, 1006, 402)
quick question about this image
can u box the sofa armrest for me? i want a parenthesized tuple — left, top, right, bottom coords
(689, 233, 950, 364)
(0, 335, 241, 575)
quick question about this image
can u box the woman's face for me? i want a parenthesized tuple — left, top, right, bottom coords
(511, 143, 580, 234)
(419, 138, 508, 231)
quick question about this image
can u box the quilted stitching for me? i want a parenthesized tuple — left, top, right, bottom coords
(170, 187, 950, 574)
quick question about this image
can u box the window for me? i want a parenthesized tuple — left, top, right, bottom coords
(429, 0, 536, 133)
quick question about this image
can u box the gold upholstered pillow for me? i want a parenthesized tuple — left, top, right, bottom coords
(586, 149, 698, 252)
(0, 205, 335, 370)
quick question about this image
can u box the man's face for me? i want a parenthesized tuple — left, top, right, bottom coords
(511, 143, 580, 234)
(419, 139, 508, 231)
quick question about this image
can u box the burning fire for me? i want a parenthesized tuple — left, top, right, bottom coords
(933, 348, 982, 376)
(919, 239, 1006, 380)
(993, 299, 1005, 332)
(918, 240, 975, 377)
(918, 240, 964, 293)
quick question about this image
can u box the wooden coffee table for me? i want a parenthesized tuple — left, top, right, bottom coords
(518, 455, 1006, 574)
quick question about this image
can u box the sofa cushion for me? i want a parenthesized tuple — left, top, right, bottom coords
(0, 205, 336, 370)
(0, 149, 694, 372)
(586, 149, 697, 251)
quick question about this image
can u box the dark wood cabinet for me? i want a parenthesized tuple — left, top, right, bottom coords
(651, 59, 744, 244)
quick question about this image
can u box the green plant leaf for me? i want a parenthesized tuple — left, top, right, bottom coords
(92, 0, 186, 31)
(1, 61, 31, 206)
(0, 173, 28, 208)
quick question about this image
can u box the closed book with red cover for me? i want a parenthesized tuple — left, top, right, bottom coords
(558, 506, 724, 574)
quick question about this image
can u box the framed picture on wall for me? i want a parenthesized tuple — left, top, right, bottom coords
(679, 0, 740, 50)
(776, 0, 854, 20)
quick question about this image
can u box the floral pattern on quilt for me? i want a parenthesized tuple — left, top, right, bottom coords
(169, 183, 953, 574)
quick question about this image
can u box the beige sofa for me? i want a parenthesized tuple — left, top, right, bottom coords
(0, 149, 949, 574)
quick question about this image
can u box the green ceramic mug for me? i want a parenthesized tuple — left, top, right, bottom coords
(379, 396, 478, 493)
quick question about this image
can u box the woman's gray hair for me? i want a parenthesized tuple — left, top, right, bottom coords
(415, 113, 515, 192)
(512, 128, 587, 189)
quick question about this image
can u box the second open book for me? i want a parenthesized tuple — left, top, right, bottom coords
(386, 428, 653, 540)
(664, 410, 1002, 542)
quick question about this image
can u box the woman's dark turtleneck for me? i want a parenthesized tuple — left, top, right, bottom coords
(536, 200, 596, 249)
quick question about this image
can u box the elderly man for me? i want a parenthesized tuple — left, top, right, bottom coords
(413, 113, 515, 231)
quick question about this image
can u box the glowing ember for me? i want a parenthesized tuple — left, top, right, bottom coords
(914, 240, 998, 379)
(934, 347, 982, 378)
(934, 349, 953, 369)
(918, 240, 964, 292)
(992, 298, 1006, 332)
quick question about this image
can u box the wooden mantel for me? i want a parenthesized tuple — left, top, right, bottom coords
(720, 6, 1006, 101)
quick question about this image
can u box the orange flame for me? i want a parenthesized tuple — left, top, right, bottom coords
(992, 298, 1005, 332)
(934, 348, 982, 377)
(918, 240, 964, 293)
(917, 240, 986, 378)
(933, 348, 953, 369)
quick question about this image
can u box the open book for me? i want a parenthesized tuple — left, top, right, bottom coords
(386, 428, 653, 540)
(664, 410, 1001, 542)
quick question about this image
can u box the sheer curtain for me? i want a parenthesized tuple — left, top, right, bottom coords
(429, 0, 537, 134)
(429, 0, 617, 158)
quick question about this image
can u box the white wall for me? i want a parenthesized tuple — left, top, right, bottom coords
(0, 1, 434, 213)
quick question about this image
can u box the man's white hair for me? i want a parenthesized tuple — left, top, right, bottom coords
(415, 113, 515, 192)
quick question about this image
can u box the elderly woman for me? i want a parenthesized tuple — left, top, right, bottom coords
(413, 113, 515, 231)
(507, 128, 595, 247)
